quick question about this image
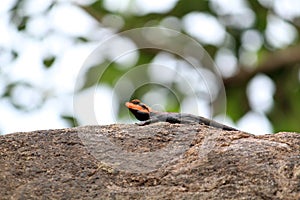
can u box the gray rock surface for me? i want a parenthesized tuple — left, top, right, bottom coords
(0, 123, 299, 199)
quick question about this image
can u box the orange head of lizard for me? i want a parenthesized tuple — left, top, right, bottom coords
(125, 99, 152, 121)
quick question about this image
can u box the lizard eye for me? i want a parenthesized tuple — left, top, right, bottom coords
(131, 99, 140, 104)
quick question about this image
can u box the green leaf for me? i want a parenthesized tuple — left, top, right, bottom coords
(248, 0, 268, 31)
(226, 86, 249, 122)
(81, 61, 127, 90)
(43, 56, 56, 68)
(76, 36, 90, 43)
(11, 50, 18, 60)
(17, 16, 29, 31)
(171, 0, 210, 17)
(61, 115, 78, 127)
(268, 67, 300, 132)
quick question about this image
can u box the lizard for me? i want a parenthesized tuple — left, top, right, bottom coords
(125, 99, 239, 131)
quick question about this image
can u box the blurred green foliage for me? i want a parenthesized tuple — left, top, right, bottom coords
(80, 0, 300, 132)
(2, 0, 300, 133)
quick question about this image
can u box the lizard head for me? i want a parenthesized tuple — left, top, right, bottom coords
(125, 99, 152, 121)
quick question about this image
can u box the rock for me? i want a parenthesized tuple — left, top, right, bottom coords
(0, 123, 299, 199)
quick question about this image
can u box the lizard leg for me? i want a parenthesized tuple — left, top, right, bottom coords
(136, 118, 160, 126)
(136, 115, 173, 126)
(136, 121, 150, 126)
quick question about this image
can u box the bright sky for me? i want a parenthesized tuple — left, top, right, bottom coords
(0, 0, 299, 134)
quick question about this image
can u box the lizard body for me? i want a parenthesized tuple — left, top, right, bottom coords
(125, 99, 238, 131)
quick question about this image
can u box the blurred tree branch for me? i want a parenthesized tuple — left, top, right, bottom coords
(224, 45, 300, 87)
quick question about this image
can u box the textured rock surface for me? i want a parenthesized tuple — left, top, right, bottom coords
(0, 123, 299, 199)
